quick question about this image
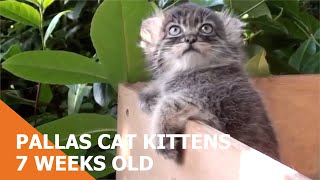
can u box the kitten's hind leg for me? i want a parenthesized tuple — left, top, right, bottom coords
(151, 94, 201, 163)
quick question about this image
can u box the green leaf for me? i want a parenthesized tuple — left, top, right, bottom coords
(26, 0, 54, 10)
(26, 0, 40, 7)
(37, 0, 55, 10)
(67, 84, 92, 114)
(27, 113, 58, 127)
(157, 0, 174, 9)
(267, 0, 299, 15)
(37, 113, 117, 156)
(267, 48, 298, 75)
(1, 90, 35, 106)
(43, 0, 55, 10)
(293, 11, 319, 35)
(93, 83, 115, 108)
(314, 29, 320, 39)
(39, 84, 53, 104)
(44, 10, 72, 45)
(191, 0, 224, 7)
(88, 149, 115, 178)
(225, 0, 271, 18)
(289, 38, 317, 71)
(245, 15, 288, 34)
(245, 45, 270, 77)
(277, 17, 307, 40)
(91, 0, 153, 88)
(0, 1, 40, 27)
(268, 0, 319, 35)
(0, 44, 21, 62)
(2, 50, 109, 84)
(67, 1, 86, 20)
(301, 52, 320, 74)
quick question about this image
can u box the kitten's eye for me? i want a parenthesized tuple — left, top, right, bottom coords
(169, 25, 182, 36)
(200, 24, 213, 34)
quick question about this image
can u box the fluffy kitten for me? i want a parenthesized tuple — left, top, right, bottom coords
(139, 3, 279, 163)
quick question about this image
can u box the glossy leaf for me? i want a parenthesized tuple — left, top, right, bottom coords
(268, 0, 319, 34)
(267, 0, 299, 14)
(157, 0, 174, 8)
(277, 17, 307, 40)
(67, 84, 92, 114)
(37, 113, 117, 156)
(245, 46, 270, 77)
(191, 0, 224, 7)
(1, 90, 35, 106)
(27, 113, 58, 127)
(26, 0, 40, 7)
(225, 0, 271, 18)
(314, 29, 320, 39)
(43, 0, 55, 9)
(36, 0, 55, 10)
(0, 1, 40, 27)
(91, 0, 153, 88)
(0, 44, 21, 62)
(2, 50, 109, 84)
(39, 84, 53, 104)
(289, 39, 317, 71)
(245, 15, 288, 34)
(93, 83, 114, 108)
(267, 48, 298, 75)
(67, 1, 86, 20)
(301, 52, 320, 73)
(88, 149, 115, 178)
(44, 10, 72, 45)
(293, 12, 319, 35)
(26, 0, 55, 10)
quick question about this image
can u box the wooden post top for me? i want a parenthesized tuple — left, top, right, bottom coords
(117, 75, 319, 180)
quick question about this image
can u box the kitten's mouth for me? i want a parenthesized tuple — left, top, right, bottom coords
(182, 45, 200, 55)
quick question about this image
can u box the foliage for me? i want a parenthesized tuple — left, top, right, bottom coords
(0, 0, 319, 179)
(153, 0, 320, 75)
(90, 0, 153, 88)
(1, 0, 118, 178)
(36, 113, 117, 156)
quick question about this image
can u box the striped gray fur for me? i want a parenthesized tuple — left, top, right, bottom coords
(139, 3, 279, 163)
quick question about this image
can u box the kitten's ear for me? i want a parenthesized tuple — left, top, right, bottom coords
(217, 10, 245, 45)
(140, 12, 164, 53)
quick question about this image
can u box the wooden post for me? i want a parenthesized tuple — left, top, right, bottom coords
(117, 75, 319, 180)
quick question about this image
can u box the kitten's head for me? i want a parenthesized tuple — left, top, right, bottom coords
(140, 3, 245, 77)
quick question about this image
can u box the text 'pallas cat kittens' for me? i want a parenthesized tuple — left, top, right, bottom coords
(138, 3, 279, 163)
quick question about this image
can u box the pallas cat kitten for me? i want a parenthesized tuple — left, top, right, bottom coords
(139, 3, 279, 162)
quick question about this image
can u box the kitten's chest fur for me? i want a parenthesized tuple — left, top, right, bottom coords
(155, 63, 280, 160)
(161, 62, 246, 93)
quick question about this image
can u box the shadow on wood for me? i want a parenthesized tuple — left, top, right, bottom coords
(117, 75, 319, 180)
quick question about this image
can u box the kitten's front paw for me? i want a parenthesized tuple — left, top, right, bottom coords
(156, 136, 183, 163)
(139, 91, 158, 114)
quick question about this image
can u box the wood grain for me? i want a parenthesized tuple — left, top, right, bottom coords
(117, 75, 319, 180)
(252, 75, 320, 178)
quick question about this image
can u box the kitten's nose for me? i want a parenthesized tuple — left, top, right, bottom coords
(184, 35, 197, 44)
